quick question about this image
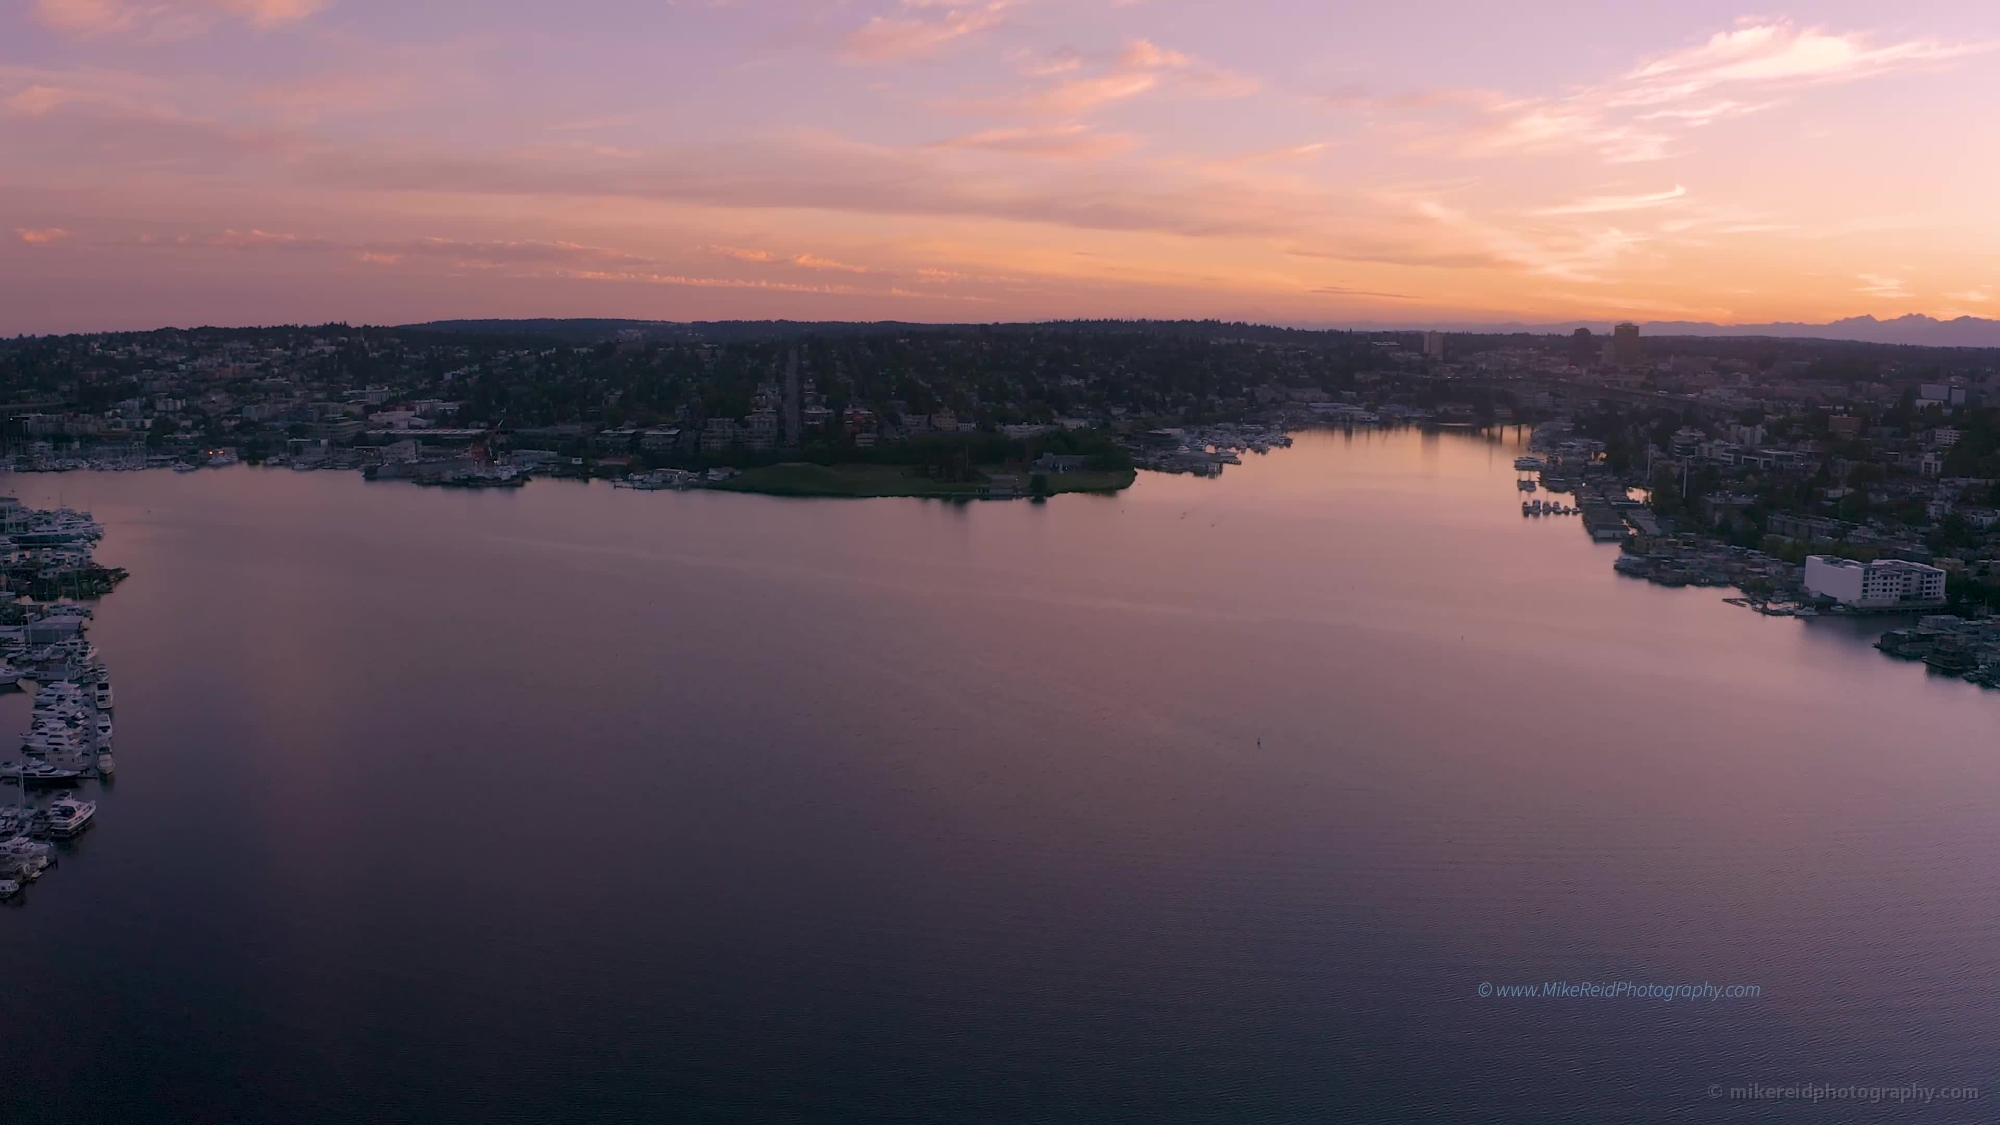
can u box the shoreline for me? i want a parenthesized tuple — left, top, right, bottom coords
(706, 462, 1137, 499)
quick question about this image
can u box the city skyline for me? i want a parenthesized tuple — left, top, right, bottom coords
(4, 1, 1998, 334)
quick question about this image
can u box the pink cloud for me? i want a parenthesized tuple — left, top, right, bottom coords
(1118, 39, 1190, 69)
(843, 2, 1011, 63)
(925, 124, 1137, 160)
(3, 86, 71, 116)
(1389, 20, 1991, 164)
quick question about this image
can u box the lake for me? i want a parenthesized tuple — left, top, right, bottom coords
(3, 427, 1996, 1123)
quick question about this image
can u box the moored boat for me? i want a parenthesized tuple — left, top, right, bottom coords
(5, 760, 83, 787)
(46, 797, 95, 837)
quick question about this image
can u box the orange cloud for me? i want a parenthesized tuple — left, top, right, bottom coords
(963, 37, 1257, 118)
(708, 245, 776, 263)
(792, 253, 870, 273)
(709, 245, 871, 273)
(1535, 185, 1688, 216)
(15, 227, 70, 244)
(34, 0, 324, 37)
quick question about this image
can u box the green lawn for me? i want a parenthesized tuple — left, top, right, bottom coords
(710, 462, 1135, 499)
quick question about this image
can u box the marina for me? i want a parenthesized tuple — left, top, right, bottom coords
(1126, 424, 1295, 476)
(0, 496, 122, 905)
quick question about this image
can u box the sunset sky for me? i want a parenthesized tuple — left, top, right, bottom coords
(4, 1, 1997, 334)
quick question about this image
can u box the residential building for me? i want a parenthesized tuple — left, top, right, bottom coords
(743, 409, 779, 452)
(701, 418, 739, 453)
(1669, 427, 1705, 459)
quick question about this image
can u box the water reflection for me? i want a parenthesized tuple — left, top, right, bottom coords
(1, 434, 1997, 1123)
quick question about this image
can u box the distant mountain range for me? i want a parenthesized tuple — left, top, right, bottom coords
(1337, 314, 2000, 348)
(401, 314, 2000, 349)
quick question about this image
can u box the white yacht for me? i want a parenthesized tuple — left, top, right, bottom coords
(0, 663, 17, 687)
(0, 879, 19, 901)
(93, 681, 113, 711)
(46, 797, 95, 837)
(95, 752, 114, 777)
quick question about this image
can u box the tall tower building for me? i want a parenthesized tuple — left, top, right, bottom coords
(1612, 322, 1642, 367)
(1423, 331, 1446, 361)
(1568, 327, 1595, 367)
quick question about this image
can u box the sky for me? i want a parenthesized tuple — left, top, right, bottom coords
(3, 0, 1998, 334)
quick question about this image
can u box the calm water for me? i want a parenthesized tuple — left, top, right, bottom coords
(3, 428, 1997, 1123)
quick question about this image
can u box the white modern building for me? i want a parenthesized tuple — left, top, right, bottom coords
(1804, 556, 1947, 608)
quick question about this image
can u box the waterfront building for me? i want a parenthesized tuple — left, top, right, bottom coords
(1804, 555, 1947, 608)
